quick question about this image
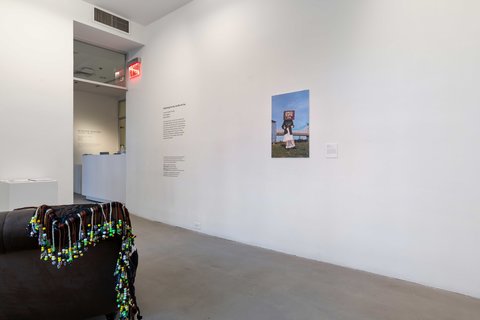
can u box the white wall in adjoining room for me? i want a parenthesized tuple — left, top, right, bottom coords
(0, 0, 74, 204)
(126, 0, 480, 298)
(74, 91, 120, 165)
(73, 90, 121, 193)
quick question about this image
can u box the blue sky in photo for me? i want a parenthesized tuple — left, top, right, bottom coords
(272, 89, 309, 137)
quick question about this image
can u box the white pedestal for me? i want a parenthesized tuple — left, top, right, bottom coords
(82, 154, 126, 203)
(0, 179, 58, 211)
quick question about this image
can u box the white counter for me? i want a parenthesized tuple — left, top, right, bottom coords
(82, 154, 126, 203)
(0, 179, 58, 211)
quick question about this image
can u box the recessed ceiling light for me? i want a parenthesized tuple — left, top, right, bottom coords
(81, 67, 95, 74)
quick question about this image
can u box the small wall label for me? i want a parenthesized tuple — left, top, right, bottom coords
(326, 143, 338, 159)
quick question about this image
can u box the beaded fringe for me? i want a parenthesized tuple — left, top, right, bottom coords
(27, 202, 142, 320)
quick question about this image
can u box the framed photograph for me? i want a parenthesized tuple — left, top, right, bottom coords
(271, 90, 310, 158)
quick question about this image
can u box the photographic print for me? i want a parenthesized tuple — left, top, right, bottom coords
(271, 90, 310, 158)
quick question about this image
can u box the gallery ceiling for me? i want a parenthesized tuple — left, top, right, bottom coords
(82, 0, 194, 25)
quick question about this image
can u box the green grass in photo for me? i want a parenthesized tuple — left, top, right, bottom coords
(272, 140, 309, 158)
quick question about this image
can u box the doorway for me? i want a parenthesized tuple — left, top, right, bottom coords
(73, 40, 127, 203)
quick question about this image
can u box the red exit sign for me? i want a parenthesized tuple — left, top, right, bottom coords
(128, 58, 141, 79)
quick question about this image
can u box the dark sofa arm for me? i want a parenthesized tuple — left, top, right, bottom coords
(0, 203, 140, 319)
(0, 211, 5, 253)
(0, 209, 38, 254)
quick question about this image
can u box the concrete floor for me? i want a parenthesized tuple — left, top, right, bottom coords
(81, 203, 480, 320)
(115, 215, 479, 320)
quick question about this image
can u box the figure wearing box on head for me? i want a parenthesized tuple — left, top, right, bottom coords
(282, 110, 295, 149)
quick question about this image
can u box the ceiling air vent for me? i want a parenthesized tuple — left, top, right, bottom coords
(94, 8, 129, 33)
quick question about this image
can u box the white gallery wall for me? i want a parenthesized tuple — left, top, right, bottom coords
(0, 0, 144, 204)
(127, 0, 480, 298)
(0, 0, 74, 204)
